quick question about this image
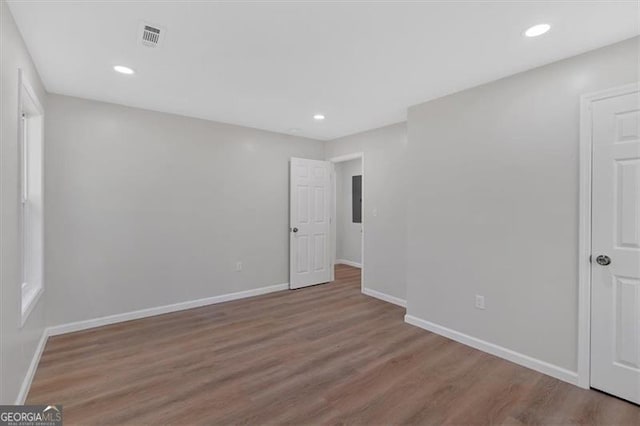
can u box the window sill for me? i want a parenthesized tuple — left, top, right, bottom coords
(21, 285, 43, 328)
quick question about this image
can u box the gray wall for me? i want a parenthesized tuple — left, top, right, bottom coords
(0, 0, 47, 404)
(325, 122, 407, 301)
(406, 36, 640, 372)
(45, 94, 324, 326)
(335, 159, 362, 265)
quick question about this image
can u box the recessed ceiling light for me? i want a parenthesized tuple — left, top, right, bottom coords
(525, 24, 551, 38)
(113, 65, 135, 75)
(313, 114, 325, 121)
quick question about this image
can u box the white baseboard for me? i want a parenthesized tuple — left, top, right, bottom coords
(404, 314, 579, 386)
(48, 283, 289, 336)
(15, 328, 49, 404)
(336, 259, 362, 268)
(16, 282, 288, 404)
(362, 288, 406, 308)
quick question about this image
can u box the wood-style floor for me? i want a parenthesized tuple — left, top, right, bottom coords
(28, 265, 639, 425)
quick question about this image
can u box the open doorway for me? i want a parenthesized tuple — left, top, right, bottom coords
(329, 153, 364, 290)
(288, 155, 363, 291)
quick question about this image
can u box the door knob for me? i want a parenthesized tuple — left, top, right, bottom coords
(595, 255, 611, 266)
(292, 227, 298, 233)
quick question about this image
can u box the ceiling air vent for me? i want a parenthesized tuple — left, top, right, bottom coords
(138, 22, 165, 48)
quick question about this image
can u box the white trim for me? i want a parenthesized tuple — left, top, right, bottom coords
(362, 288, 406, 308)
(18, 68, 45, 328)
(404, 314, 579, 386)
(15, 328, 49, 404)
(20, 286, 43, 328)
(48, 283, 289, 336)
(577, 82, 640, 390)
(335, 259, 362, 268)
(330, 162, 336, 282)
(15, 283, 288, 404)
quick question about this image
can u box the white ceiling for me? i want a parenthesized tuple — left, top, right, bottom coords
(8, 1, 639, 140)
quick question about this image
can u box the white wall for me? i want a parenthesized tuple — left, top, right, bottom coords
(0, 0, 47, 404)
(406, 36, 639, 372)
(325, 123, 407, 301)
(44, 94, 324, 326)
(335, 159, 362, 265)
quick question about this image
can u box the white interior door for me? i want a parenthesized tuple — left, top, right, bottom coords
(290, 158, 332, 289)
(590, 87, 640, 405)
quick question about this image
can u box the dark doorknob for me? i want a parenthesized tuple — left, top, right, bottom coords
(595, 255, 611, 266)
(292, 227, 298, 233)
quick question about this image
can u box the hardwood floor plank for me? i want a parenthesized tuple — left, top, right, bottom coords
(27, 265, 639, 425)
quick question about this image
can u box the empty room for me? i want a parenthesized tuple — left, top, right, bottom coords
(1, 1, 639, 424)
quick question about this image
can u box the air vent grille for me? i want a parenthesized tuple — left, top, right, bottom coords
(142, 26, 160, 45)
(138, 22, 165, 48)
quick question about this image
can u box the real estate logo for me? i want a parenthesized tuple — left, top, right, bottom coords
(0, 405, 62, 426)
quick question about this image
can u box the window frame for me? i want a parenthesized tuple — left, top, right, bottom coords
(18, 69, 45, 327)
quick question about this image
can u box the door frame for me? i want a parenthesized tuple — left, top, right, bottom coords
(577, 82, 640, 389)
(328, 152, 364, 291)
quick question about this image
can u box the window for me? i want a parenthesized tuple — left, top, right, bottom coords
(352, 175, 362, 223)
(19, 70, 44, 326)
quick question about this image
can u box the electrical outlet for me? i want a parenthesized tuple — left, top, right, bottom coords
(236, 261, 242, 272)
(475, 295, 485, 310)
